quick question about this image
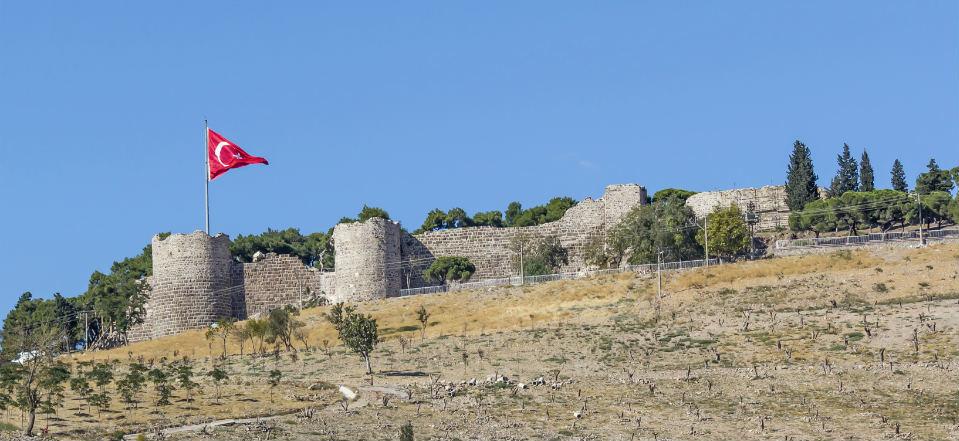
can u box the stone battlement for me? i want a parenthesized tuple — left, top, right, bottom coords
(130, 184, 648, 341)
(685, 185, 790, 231)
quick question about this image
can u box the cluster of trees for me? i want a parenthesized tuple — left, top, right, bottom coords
(231, 228, 334, 270)
(587, 196, 753, 267)
(2, 234, 170, 355)
(207, 307, 309, 357)
(414, 197, 577, 234)
(512, 234, 570, 276)
(786, 140, 958, 236)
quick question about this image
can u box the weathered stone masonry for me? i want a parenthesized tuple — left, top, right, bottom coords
(685, 185, 791, 232)
(130, 183, 648, 341)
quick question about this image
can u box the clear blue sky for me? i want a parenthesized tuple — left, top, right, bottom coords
(1, 2, 956, 319)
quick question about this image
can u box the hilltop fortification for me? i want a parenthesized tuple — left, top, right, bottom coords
(131, 183, 648, 340)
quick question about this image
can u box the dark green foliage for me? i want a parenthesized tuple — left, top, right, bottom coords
(891, 159, 908, 192)
(416, 209, 447, 233)
(264, 306, 305, 351)
(472, 210, 504, 227)
(915, 191, 953, 228)
(790, 190, 917, 235)
(116, 362, 147, 410)
(860, 150, 875, 192)
(174, 360, 199, 403)
(696, 205, 750, 258)
(69, 363, 93, 414)
(519, 235, 570, 276)
(148, 365, 174, 408)
(423, 257, 476, 284)
(830, 143, 859, 196)
(652, 188, 697, 203)
(357, 205, 391, 222)
(400, 421, 414, 441)
(231, 228, 333, 269)
(325, 303, 379, 375)
(268, 369, 282, 402)
(505, 202, 523, 226)
(512, 197, 577, 227)
(206, 365, 227, 404)
(785, 140, 819, 211)
(915, 158, 954, 194)
(605, 196, 702, 265)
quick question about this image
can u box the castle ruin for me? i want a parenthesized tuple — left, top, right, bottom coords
(129, 184, 647, 341)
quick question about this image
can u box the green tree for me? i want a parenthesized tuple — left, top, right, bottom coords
(325, 304, 379, 377)
(652, 188, 697, 203)
(415, 208, 448, 233)
(357, 205, 390, 222)
(264, 306, 305, 351)
(231, 228, 333, 269)
(267, 369, 282, 403)
(69, 363, 94, 415)
(147, 365, 174, 410)
(205, 318, 235, 358)
(872, 190, 912, 232)
(174, 360, 200, 403)
(696, 205, 750, 259)
(891, 159, 908, 192)
(830, 143, 859, 196)
(917, 191, 953, 228)
(472, 210, 504, 227)
(422, 257, 476, 284)
(116, 362, 147, 411)
(444, 208, 472, 228)
(785, 140, 819, 211)
(206, 365, 227, 404)
(505, 202, 523, 226)
(521, 235, 569, 276)
(36, 361, 69, 429)
(605, 197, 702, 265)
(860, 150, 875, 192)
(915, 158, 954, 194)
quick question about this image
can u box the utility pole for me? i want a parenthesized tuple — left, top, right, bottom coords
(704, 215, 709, 267)
(657, 250, 663, 298)
(917, 192, 925, 247)
(519, 241, 525, 285)
(83, 311, 89, 351)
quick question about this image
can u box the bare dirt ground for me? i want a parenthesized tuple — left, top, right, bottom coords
(11, 243, 959, 440)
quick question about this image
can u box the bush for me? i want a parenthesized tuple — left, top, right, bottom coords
(423, 257, 476, 284)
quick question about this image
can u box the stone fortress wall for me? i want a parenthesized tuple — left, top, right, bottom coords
(129, 183, 660, 341)
(684, 185, 790, 231)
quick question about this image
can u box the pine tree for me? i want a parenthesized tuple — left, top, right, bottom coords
(915, 158, 955, 194)
(859, 149, 875, 192)
(830, 143, 859, 196)
(891, 159, 908, 192)
(785, 140, 819, 211)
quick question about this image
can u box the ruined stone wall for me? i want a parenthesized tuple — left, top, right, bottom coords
(685, 185, 790, 231)
(400, 184, 648, 288)
(239, 253, 331, 318)
(130, 231, 234, 340)
(331, 218, 402, 302)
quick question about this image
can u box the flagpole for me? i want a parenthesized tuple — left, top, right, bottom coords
(204, 119, 210, 234)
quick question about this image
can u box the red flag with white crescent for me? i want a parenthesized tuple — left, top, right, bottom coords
(207, 128, 269, 180)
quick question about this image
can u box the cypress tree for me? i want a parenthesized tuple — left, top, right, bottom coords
(785, 140, 819, 211)
(859, 149, 875, 191)
(829, 143, 859, 196)
(891, 159, 907, 192)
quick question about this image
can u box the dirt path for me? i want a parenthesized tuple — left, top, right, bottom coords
(122, 385, 408, 439)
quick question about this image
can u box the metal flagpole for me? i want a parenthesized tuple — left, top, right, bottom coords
(204, 119, 210, 234)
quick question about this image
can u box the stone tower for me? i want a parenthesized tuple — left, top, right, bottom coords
(146, 231, 234, 338)
(331, 218, 402, 302)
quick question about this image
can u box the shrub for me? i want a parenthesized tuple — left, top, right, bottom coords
(423, 257, 476, 284)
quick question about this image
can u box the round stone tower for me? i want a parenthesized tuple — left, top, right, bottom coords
(147, 231, 234, 337)
(331, 218, 402, 302)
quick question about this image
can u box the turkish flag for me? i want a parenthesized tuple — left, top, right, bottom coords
(207, 128, 269, 180)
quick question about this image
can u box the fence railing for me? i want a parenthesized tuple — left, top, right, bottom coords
(775, 227, 959, 250)
(398, 257, 720, 297)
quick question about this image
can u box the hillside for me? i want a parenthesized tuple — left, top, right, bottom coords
(30, 242, 959, 440)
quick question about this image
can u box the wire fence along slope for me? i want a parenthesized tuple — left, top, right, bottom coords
(399, 257, 720, 296)
(775, 227, 959, 250)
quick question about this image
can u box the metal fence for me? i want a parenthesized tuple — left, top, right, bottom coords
(775, 227, 959, 250)
(398, 257, 720, 297)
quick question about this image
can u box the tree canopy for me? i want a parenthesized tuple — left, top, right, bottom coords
(785, 140, 819, 211)
(859, 150, 875, 192)
(830, 143, 859, 196)
(652, 188, 697, 203)
(891, 159, 908, 192)
(696, 204, 750, 259)
(603, 196, 702, 265)
(915, 158, 954, 194)
(422, 256, 476, 284)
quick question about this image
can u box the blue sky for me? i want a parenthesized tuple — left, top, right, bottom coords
(0, 2, 956, 318)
